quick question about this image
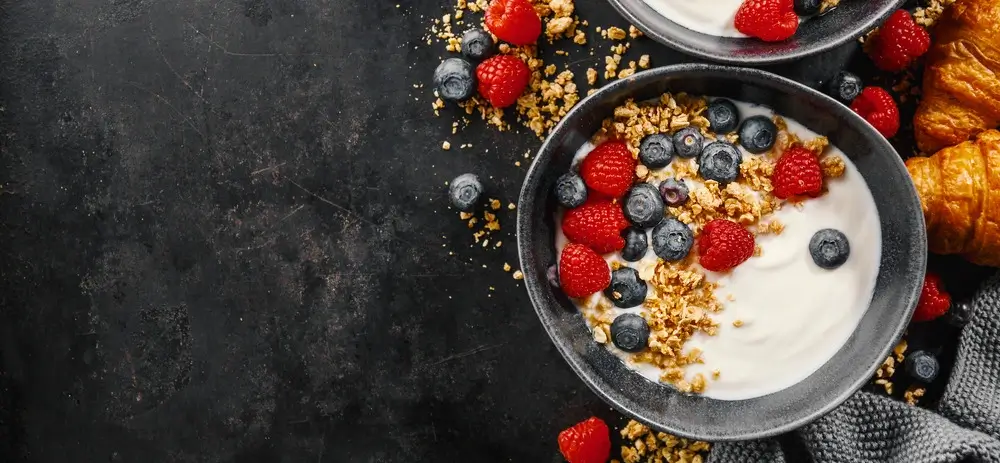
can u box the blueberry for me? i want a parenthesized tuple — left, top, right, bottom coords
(605, 267, 648, 309)
(639, 133, 675, 168)
(905, 351, 940, 384)
(672, 127, 704, 159)
(738, 116, 778, 154)
(621, 227, 649, 262)
(809, 229, 850, 269)
(554, 173, 588, 208)
(659, 178, 690, 206)
(794, 0, 822, 16)
(624, 183, 665, 229)
(610, 313, 650, 352)
(706, 99, 741, 134)
(698, 142, 743, 185)
(651, 217, 693, 261)
(947, 300, 974, 328)
(433, 58, 476, 101)
(448, 173, 482, 212)
(826, 71, 863, 103)
(461, 28, 495, 61)
(547, 264, 560, 288)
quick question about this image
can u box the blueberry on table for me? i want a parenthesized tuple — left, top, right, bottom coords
(610, 313, 650, 352)
(658, 178, 690, 206)
(672, 127, 705, 159)
(947, 300, 974, 328)
(698, 142, 743, 185)
(461, 28, 495, 61)
(827, 71, 863, 103)
(809, 229, 850, 269)
(621, 227, 649, 262)
(651, 217, 693, 261)
(738, 116, 778, 154)
(433, 58, 476, 101)
(448, 173, 483, 212)
(905, 351, 940, 384)
(639, 133, 675, 168)
(624, 183, 665, 229)
(605, 267, 648, 309)
(554, 173, 588, 208)
(794, 0, 822, 16)
(706, 99, 741, 134)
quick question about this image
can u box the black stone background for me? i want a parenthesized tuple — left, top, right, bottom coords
(0, 0, 992, 461)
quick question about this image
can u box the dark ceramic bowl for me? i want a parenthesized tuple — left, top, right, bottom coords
(608, 0, 905, 65)
(516, 64, 927, 441)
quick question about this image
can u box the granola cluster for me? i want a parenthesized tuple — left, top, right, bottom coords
(613, 420, 710, 463)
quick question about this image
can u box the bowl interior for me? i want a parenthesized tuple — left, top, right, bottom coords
(516, 64, 927, 441)
(607, 0, 905, 64)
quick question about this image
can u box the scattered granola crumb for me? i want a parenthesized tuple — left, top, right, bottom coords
(904, 385, 926, 406)
(586, 68, 598, 85)
(628, 25, 643, 38)
(490, 198, 502, 210)
(732, 319, 744, 328)
(512, 270, 524, 280)
(617, 420, 710, 463)
(507, 202, 516, 210)
(442, 141, 451, 150)
(503, 263, 512, 272)
(914, 0, 956, 28)
(638, 54, 650, 69)
(605, 26, 627, 41)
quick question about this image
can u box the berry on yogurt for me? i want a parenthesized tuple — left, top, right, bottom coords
(651, 217, 693, 261)
(706, 99, 741, 134)
(738, 115, 778, 154)
(604, 267, 648, 308)
(610, 313, 650, 353)
(621, 227, 649, 262)
(554, 172, 588, 208)
(448, 173, 483, 212)
(624, 183, 665, 229)
(433, 58, 477, 102)
(809, 229, 850, 269)
(672, 127, 704, 159)
(658, 178, 690, 206)
(639, 133, 675, 168)
(698, 141, 743, 185)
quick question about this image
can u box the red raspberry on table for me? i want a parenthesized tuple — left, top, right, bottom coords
(476, 55, 531, 109)
(698, 219, 755, 272)
(558, 245, 611, 299)
(580, 140, 636, 198)
(868, 10, 931, 72)
(850, 86, 900, 138)
(913, 272, 951, 322)
(485, 0, 541, 46)
(734, 0, 799, 42)
(557, 417, 611, 463)
(561, 198, 629, 254)
(772, 146, 823, 199)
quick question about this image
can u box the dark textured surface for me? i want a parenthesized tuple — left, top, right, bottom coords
(0, 0, 988, 461)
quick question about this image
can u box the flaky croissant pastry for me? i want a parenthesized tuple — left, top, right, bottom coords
(914, 0, 1000, 154)
(906, 129, 1000, 266)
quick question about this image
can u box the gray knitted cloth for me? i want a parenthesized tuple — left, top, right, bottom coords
(709, 272, 1000, 463)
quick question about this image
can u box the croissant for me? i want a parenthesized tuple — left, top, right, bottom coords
(913, 0, 1000, 154)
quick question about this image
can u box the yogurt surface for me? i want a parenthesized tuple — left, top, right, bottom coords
(642, 0, 748, 38)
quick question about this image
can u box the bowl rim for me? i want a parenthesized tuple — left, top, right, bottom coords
(605, 0, 906, 65)
(516, 63, 927, 440)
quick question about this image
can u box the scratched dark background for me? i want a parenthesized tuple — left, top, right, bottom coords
(0, 0, 987, 461)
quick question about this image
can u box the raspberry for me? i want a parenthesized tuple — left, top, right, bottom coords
(476, 55, 531, 109)
(557, 417, 611, 463)
(771, 146, 823, 199)
(850, 86, 900, 138)
(913, 272, 951, 322)
(698, 219, 755, 272)
(868, 10, 931, 72)
(562, 198, 629, 254)
(558, 245, 611, 299)
(734, 0, 799, 42)
(485, 0, 541, 46)
(580, 140, 636, 198)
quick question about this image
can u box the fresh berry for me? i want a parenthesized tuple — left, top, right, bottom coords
(868, 10, 931, 72)
(461, 28, 495, 61)
(562, 199, 630, 254)
(672, 127, 704, 159)
(809, 229, 850, 269)
(484, 0, 542, 46)
(554, 173, 588, 208)
(850, 86, 900, 138)
(913, 272, 951, 323)
(947, 300, 973, 328)
(604, 267, 648, 308)
(734, 0, 799, 42)
(658, 178, 690, 206)
(558, 417, 612, 463)
(621, 227, 649, 262)
(738, 116, 778, 154)
(698, 219, 755, 272)
(548, 264, 560, 288)
(623, 183, 665, 229)
(433, 58, 476, 101)
(580, 140, 636, 198)
(651, 217, 694, 261)
(698, 142, 743, 185)
(826, 71, 863, 103)
(639, 133, 675, 168)
(904, 351, 939, 383)
(476, 55, 530, 109)
(794, 0, 821, 16)
(448, 173, 483, 212)
(707, 99, 741, 134)
(772, 146, 823, 199)
(610, 313, 650, 352)
(558, 244, 611, 298)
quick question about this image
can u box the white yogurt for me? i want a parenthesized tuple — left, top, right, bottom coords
(555, 100, 882, 400)
(643, 0, 748, 38)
